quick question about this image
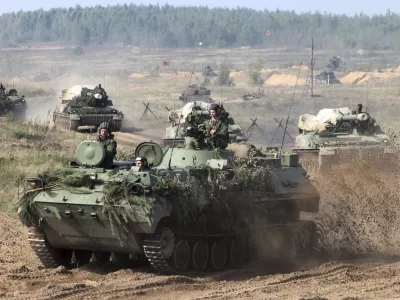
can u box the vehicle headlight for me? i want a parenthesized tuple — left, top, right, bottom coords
(25, 178, 43, 190)
(89, 172, 98, 180)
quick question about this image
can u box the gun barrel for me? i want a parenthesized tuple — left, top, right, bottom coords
(193, 111, 210, 116)
(336, 113, 369, 122)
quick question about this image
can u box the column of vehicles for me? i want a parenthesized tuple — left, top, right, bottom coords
(17, 86, 395, 274)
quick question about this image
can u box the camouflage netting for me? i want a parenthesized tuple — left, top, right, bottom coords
(101, 177, 152, 235)
(151, 155, 279, 230)
(69, 86, 109, 108)
(18, 169, 95, 226)
(17, 168, 152, 229)
(18, 156, 279, 233)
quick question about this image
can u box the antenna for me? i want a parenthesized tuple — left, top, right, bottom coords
(104, 74, 106, 88)
(182, 64, 196, 103)
(168, 64, 196, 170)
(279, 62, 302, 156)
(303, 38, 315, 96)
(220, 84, 222, 106)
(311, 38, 314, 97)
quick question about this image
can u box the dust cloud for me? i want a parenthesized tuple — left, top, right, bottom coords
(314, 151, 400, 256)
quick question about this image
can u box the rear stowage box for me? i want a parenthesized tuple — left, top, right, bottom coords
(263, 151, 299, 167)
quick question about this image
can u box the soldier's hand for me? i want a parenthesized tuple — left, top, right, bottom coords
(210, 130, 216, 135)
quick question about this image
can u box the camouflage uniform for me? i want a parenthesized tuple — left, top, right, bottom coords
(203, 116, 229, 149)
(96, 122, 117, 168)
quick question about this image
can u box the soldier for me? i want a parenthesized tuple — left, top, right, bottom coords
(96, 84, 107, 98)
(135, 156, 150, 171)
(203, 103, 229, 149)
(96, 122, 117, 168)
(356, 103, 363, 114)
(0, 83, 5, 99)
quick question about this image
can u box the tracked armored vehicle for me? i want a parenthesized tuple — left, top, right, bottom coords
(0, 86, 27, 120)
(164, 101, 247, 147)
(179, 84, 214, 103)
(19, 111, 319, 274)
(293, 105, 391, 173)
(53, 84, 124, 132)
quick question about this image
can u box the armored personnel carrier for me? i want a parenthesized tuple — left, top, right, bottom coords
(164, 101, 247, 147)
(0, 85, 27, 120)
(53, 84, 124, 132)
(294, 104, 391, 172)
(179, 84, 214, 103)
(18, 109, 320, 274)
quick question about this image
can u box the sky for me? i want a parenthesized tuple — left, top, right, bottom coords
(1, 0, 400, 16)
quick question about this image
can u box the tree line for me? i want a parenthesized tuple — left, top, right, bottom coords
(1, 5, 400, 50)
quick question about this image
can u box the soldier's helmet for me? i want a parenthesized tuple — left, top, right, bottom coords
(97, 122, 111, 134)
(136, 156, 149, 167)
(209, 103, 221, 111)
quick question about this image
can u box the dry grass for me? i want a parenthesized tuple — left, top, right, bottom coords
(0, 117, 83, 214)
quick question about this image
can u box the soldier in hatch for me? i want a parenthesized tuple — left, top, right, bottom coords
(96, 122, 117, 168)
(135, 156, 150, 171)
(203, 103, 229, 149)
(0, 83, 5, 99)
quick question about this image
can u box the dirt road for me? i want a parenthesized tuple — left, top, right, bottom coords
(1, 211, 400, 300)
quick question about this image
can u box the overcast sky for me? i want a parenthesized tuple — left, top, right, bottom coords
(1, 0, 399, 16)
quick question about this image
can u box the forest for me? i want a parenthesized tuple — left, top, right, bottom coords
(1, 4, 400, 50)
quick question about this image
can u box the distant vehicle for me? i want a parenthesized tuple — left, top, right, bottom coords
(53, 84, 124, 132)
(179, 84, 214, 103)
(0, 86, 27, 120)
(293, 104, 392, 173)
(315, 71, 341, 84)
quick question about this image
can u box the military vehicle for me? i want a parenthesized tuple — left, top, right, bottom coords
(18, 109, 320, 274)
(315, 71, 341, 84)
(53, 84, 124, 132)
(0, 85, 27, 120)
(179, 84, 214, 103)
(202, 65, 217, 77)
(164, 101, 247, 147)
(293, 104, 391, 172)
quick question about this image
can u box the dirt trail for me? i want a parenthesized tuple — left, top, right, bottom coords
(3, 208, 400, 299)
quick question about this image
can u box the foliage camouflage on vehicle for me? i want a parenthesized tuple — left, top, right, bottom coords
(53, 84, 124, 132)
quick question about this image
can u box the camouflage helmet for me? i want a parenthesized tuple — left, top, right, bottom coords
(97, 122, 111, 134)
(209, 103, 221, 112)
